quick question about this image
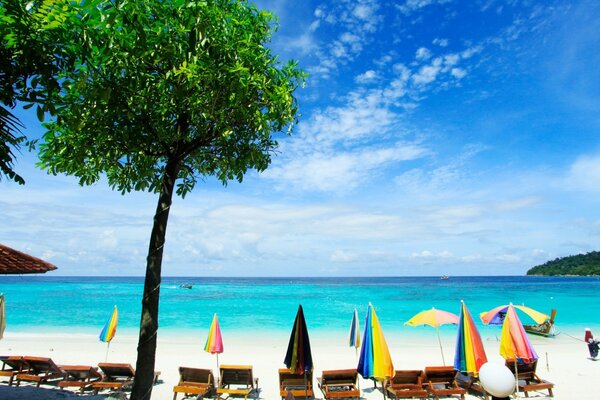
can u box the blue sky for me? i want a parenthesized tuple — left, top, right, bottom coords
(1, 0, 599, 276)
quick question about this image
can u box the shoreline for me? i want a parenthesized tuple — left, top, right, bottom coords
(1, 329, 595, 399)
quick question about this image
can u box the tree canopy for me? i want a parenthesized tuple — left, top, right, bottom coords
(526, 251, 600, 276)
(1, 0, 77, 183)
(10, 0, 305, 398)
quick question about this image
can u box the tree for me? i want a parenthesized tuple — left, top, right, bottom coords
(1, 0, 77, 184)
(36, 0, 305, 398)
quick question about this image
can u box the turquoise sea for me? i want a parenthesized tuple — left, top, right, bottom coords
(1, 276, 598, 338)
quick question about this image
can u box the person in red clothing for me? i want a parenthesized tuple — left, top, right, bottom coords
(585, 328, 599, 359)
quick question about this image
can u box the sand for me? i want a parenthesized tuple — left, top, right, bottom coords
(0, 330, 594, 399)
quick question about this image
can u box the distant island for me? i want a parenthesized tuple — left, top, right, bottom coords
(526, 251, 600, 276)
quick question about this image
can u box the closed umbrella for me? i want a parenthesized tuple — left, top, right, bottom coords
(0, 294, 5, 340)
(405, 307, 459, 365)
(204, 313, 224, 374)
(498, 305, 538, 364)
(357, 303, 394, 385)
(284, 305, 313, 399)
(454, 301, 487, 377)
(496, 304, 539, 397)
(348, 308, 361, 356)
(99, 305, 118, 361)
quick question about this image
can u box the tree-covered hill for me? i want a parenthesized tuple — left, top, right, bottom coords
(526, 251, 600, 275)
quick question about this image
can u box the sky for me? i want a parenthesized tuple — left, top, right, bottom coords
(1, 0, 599, 277)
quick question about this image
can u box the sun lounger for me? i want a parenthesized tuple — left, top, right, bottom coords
(217, 364, 259, 399)
(317, 369, 360, 399)
(0, 356, 29, 386)
(424, 366, 466, 400)
(173, 367, 215, 400)
(385, 370, 428, 399)
(58, 365, 102, 394)
(505, 360, 554, 398)
(92, 362, 161, 394)
(455, 373, 489, 400)
(92, 362, 136, 393)
(15, 356, 64, 387)
(279, 368, 314, 399)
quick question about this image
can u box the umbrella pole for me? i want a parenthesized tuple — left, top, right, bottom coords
(105, 341, 110, 362)
(513, 358, 519, 398)
(436, 326, 445, 365)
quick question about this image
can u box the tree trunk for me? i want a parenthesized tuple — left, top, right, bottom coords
(130, 158, 180, 400)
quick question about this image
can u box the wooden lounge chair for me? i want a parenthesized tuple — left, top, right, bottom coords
(424, 366, 466, 400)
(217, 364, 258, 399)
(0, 356, 29, 386)
(92, 362, 136, 393)
(505, 360, 554, 398)
(173, 367, 215, 400)
(279, 368, 314, 399)
(317, 369, 360, 399)
(385, 370, 428, 399)
(58, 365, 102, 394)
(455, 373, 489, 400)
(15, 356, 64, 387)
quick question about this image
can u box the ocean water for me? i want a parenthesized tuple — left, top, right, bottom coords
(0, 276, 598, 338)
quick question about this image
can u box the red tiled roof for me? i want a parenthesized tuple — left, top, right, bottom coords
(0, 243, 58, 274)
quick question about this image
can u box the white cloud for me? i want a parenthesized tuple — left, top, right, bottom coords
(451, 67, 467, 79)
(433, 38, 449, 47)
(566, 154, 600, 192)
(416, 47, 432, 60)
(397, 0, 453, 14)
(330, 249, 357, 262)
(412, 63, 442, 84)
(355, 70, 379, 84)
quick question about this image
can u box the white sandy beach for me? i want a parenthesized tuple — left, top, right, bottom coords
(0, 330, 594, 399)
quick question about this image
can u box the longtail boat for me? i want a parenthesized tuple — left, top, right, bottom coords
(524, 309, 557, 337)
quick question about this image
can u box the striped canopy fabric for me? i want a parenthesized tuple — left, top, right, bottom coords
(348, 308, 361, 349)
(500, 305, 538, 364)
(357, 303, 394, 381)
(99, 306, 118, 343)
(204, 313, 224, 354)
(454, 301, 487, 376)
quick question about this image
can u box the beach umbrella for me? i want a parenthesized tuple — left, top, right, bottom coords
(284, 305, 313, 399)
(498, 305, 538, 364)
(405, 307, 459, 365)
(284, 304, 313, 374)
(0, 294, 5, 340)
(480, 304, 549, 325)
(454, 301, 487, 377)
(99, 305, 118, 361)
(348, 308, 361, 356)
(204, 313, 224, 374)
(357, 303, 394, 384)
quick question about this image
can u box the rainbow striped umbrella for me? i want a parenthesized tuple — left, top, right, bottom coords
(499, 305, 538, 364)
(99, 305, 118, 361)
(357, 303, 394, 383)
(454, 301, 487, 377)
(348, 308, 361, 354)
(204, 313, 224, 372)
(480, 304, 549, 325)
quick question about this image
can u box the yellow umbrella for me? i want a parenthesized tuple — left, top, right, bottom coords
(405, 307, 459, 365)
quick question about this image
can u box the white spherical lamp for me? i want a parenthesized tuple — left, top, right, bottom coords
(478, 362, 515, 398)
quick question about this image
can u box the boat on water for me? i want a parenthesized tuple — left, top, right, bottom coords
(524, 309, 557, 337)
(180, 284, 193, 289)
(440, 275, 449, 280)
